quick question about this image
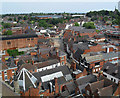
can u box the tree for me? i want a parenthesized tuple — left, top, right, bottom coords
(14, 17, 16, 21)
(18, 16, 22, 21)
(8, 18, 12, 21)
(23, 16, 28, 20)
(3, 30, 12, 35)
(2, 23, 11, 28)
(7, 49, 24, 57)
(83, 22, 95, 29)
(74, 22, 80, 26)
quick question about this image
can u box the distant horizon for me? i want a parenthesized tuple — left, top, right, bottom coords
(1, 2, 118, 14)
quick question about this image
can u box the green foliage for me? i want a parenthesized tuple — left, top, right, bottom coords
(83, 22, 95, 29)
(8, 18, 12, 21)
(79, 35, 81, 37)
(86, 9, 120, 26)
(7, 49, 24, 57)
(86, 10, 112, 17)
(91, 17, 97, 21)
(20, 21, 24, 24)
(3, 30, 12, 35)
(23, 16, 28, 20)
(74, 22, 80, 26)
(18, 16, 22, 21)
(96, 30, 100, 33)
(14, 17, 16, 21)
(38, 20, 48, 28)
(2, 23, 11, 28)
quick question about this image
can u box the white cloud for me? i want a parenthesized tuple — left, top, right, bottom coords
(1, 0, 119, 2)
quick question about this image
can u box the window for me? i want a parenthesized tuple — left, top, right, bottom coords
(31, 38, 34, 40)
(111, 78, 113, 81)
(87, 90, 90, 95)
(7, 41, 11, 45)
(27, 38, 30, 40)
(114, 79, 116, 83)
(61, 57, 64, 60)
(4, 75, 8, 80)
(96, 69, 98, 71)
(95, 62, 100, 66)
(62, 61, 64, 65)
(12, 70, 15, 73)
(4, 70, 7, 74)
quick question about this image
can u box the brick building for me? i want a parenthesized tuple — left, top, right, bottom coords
(0, 57, 17, 81)
(11, 27, 23, 35)
(0, 34, 38, 51)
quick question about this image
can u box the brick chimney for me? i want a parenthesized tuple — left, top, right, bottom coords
(71, 61, 76, 71)
(55, 78, 59, 94)
(14, 58, 19, 65)
(38, 82, 41, 90)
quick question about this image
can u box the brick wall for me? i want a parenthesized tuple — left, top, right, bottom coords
(0, 37, 38, 51)
(2, 68, 17, 81)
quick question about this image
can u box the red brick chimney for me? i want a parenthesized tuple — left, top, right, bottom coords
(71, 61, 76, 71)
(55, 78, 59, 94)
(38, 82, 41, 90)
(14, 58, 19, 65)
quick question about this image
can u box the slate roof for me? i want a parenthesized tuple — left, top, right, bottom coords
(1, 33, 38, 40)
(33, 66, 72, 82)
(34, 59, 59, 69)
(42, 76, 66, 90)
(65, 81, 76, 94)
(73, 42, 89, 51)
(89, 80, 104, 93)
(76, 75, 97, 86)
(102, 52, 119, 60)
(18, 63, 37, 72)
(73, 49, 83, 61)
(1, 58, 17, 71)
(97, 85, 113, 96)
(21, 55, 33, 61)
(94, 34, 105, 39)
(38, 39, 50, 43)
(5, 57, 17, 68)
(83, 54, 103, 63)
(69, 26, 96, 33)
(1, 81, 20, 96)
(102, 62, 120, 79)
(98, 75, 118, 94)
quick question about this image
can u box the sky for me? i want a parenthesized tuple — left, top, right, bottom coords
(0, 1, 119, 14)
(1, 0, 120, 2)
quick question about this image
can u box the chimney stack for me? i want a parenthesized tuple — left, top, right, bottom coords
(14, 58, 19, 65)
(71, 61, 76, 71)
(55, 78, 59, 94)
